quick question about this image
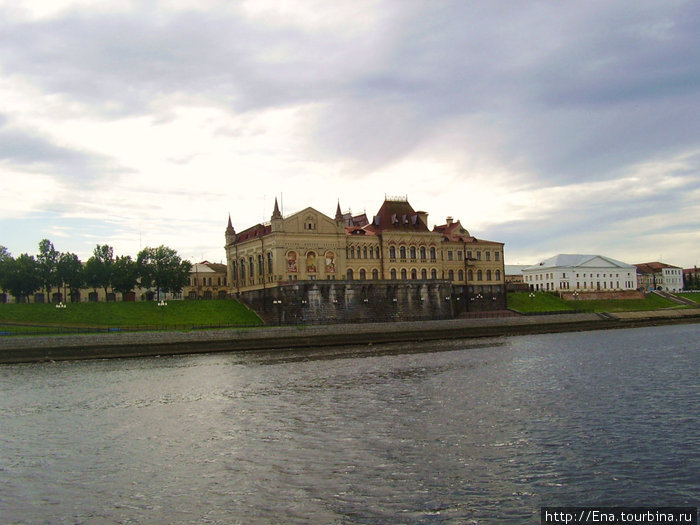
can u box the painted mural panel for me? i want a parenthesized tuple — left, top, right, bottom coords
(306, 251, 317, 273)
(287, 251, 298, 273)
(325, 251, 336, 273)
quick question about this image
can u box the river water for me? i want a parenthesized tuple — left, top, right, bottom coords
(1, 324, 698, 524)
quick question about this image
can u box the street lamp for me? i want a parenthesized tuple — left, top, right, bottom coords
(273, 299, 283, 325)
(56, 301, 66, 333)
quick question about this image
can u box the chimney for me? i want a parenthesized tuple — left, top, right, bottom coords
(446, 216, 453, 226)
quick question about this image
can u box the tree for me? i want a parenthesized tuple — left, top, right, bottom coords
(111, 255, 139, 299)
(84, 244, 114, 299)
(37, 239, 59, 300)
(0, 246, 12, 297)
(57, 252, 84, 302)
(4, 254, 42, 303)
(137, 245, 192, 301)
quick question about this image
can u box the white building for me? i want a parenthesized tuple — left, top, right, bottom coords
(634, 262, 684, 292)
(522, 254, 638, 292)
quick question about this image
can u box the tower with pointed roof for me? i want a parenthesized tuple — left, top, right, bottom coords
(271, 197, 283, 232)
(225, 215, 236, 246)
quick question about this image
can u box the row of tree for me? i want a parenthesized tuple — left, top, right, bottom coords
(684, 271, 700, 290)
(0, 240, 192, 303)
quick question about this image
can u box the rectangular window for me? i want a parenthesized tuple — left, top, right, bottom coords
(494, 252, 500, 261)
(457, 251, 463, 261)
(477, 252, 481, 260)
(467, 251, 472, 259)
(486, 252, 490, 261)
(448, 251, 453, 261)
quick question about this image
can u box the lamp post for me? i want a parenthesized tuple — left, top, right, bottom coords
(157, 299, 167, 328)
(55, 301, 66, 332)
(273, 299, 282, 325)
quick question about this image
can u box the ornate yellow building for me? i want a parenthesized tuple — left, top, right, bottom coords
(225, 197, 505, 304)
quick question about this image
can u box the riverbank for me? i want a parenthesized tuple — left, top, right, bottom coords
(1, 308, 698, 364)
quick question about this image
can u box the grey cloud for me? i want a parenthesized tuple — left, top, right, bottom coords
(0, 1, 697, 184)
(0, 119, 128, 184)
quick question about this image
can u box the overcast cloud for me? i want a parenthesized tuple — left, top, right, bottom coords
(0, 0, 698, 267)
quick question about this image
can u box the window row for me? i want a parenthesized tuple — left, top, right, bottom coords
(347, 268, 502, 281)
(190, 276, 227, 286)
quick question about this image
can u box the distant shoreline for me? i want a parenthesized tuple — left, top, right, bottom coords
(1, 309, 698, 364)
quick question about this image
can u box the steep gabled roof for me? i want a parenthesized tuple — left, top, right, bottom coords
(433, 219, 474, 242)
(367, 199, 430, 232)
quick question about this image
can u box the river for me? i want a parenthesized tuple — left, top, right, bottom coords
(1, 324, 698, 524)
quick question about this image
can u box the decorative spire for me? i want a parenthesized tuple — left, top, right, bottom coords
(226, 214, 235, 233)
(335, 200, 343, 221)
(272, 197, 282, 220)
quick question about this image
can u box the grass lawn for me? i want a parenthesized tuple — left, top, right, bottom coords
(0, 299, 262, 333)
(675, 292, 700, 303)
(507, 292, 574, 313)
(507, 292, 680, 314)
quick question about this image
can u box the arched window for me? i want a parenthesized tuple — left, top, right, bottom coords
(369, 247, 374, 259)
(347, 269, 354, 280)
(258, 254, 263, 275)
(487, 270, 492, 281)
(458, 269, 464, 281)
(420, 247, 426, 260)
(410, 246, 416, 259)
(372, 269, 379, 280)
(390, 269, 397, 280)
(430, 247, 436, 260)
(411, 269, 417, 280)
(325, 251, 336, 274)
(431, 268, 437, 279)
(400, 246, 407, 259)
(389, 246, 396, 259)
(421, 269, 427, 279)
(448, 269, 454, 281)
(249, 256, 254, 278)
(468, 269, 474, 281)
(286, 251, 298, 273)
(232, 261, 238, 280)
(267, 252, 273, 273)
(359, 269, 366, 279)
(363, 246, 368, 259)
(477, 269, 483, 281)
(240, 258, 245, 279)
(375, 247, 380, 259)
(306, 251, 317, 273)
(350, 246, 355, 258)
(401, 268, 407, 280)
(495, 269, 501, 280)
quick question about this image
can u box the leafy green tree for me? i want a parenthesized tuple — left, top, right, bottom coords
(137, 245, 192, 301)
(4, 254, 42, 303)
(0, 246, 12, 297)
(57, 252, 84, 302)
(85, 244, 114, 299)
(37, 239, 59, 300)
(111, 255, 139, 299)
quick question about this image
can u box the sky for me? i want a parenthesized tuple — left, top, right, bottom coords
(1, 0, 698, 268)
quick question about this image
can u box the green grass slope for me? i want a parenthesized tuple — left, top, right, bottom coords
(0, 299, 262, 331)
(507, 292, 680, 314)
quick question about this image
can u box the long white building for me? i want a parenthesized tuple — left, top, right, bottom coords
(522, 254, 638, 292)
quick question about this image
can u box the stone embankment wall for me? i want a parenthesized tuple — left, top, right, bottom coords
(237, 281, 507, 325)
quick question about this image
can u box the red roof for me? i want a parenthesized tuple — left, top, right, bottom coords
(365, 199, 430, 233)
(235, 223, 271, 242)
